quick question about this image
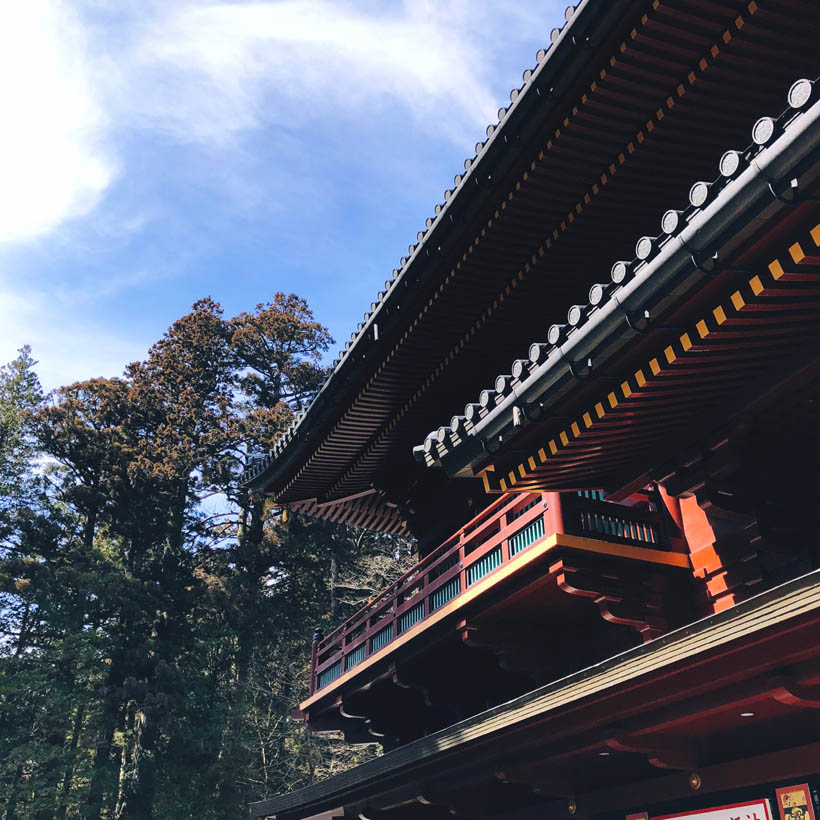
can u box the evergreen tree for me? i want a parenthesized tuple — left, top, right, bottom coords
(0, 346, 42, 527)
(0, 297, 414, 820)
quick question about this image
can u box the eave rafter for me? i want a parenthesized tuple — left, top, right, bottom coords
(287, 0, 762, 509)
(479, 223, 820, 494)
(288, 494, 407, 535)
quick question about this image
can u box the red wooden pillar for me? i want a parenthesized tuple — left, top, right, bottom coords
(545, 491, 564, 535)
(678, 495, 762, 613)
(655, 484, 689, 554)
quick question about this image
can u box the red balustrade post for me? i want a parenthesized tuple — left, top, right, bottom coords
(500, 506, 508, 564)
(391, 583, 399, 641)
(654, 482, 688, 552)
(422, 562, 430, 618)
(309, 627, 323, 696)
(458, 530, 467, 592)
(546, 491, 564, 535)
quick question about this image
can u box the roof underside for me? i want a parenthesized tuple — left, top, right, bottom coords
(247, 0, 820, 533)
(455, 209, 820, 495)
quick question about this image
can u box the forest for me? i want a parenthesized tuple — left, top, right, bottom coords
(0, 295, 412, 820)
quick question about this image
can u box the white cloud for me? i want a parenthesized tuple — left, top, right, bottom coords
(0, 0, 114, 244)
(0, 0, 557, 389)
(119, 0, 502, 149)
(0, 0, 542, 246)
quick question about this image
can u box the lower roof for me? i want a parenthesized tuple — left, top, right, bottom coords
(250, 567, 820, 818)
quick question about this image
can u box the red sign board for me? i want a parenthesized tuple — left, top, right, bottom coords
(776, 785, 816, 820)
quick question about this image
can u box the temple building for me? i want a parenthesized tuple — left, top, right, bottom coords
(245, 1, 820, 819)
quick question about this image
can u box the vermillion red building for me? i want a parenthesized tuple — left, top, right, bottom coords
(244, 2, 820, 819)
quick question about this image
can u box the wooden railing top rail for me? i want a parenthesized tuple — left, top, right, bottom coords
(316, 493, 529, 652)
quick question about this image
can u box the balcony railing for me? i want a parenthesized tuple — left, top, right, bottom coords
(309, 491, 668, 696)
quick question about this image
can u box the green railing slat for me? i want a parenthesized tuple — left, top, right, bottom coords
(579, 507, 658, 546)
(466, 546, 502, 587)
(508, 516, 545, 558)
(370, 623, 393, 653)
(317, 659, 342, 689)
(345, 643, 366, 670)
(430, 576, 461, 612)
(398, 601, 425, 634)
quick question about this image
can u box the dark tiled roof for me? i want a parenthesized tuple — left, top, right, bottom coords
(415, 77, 820, 475)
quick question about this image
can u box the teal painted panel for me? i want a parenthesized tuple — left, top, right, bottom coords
(430, 576, 460, 612)
(397, 601, 425, 634)
(465, 546, 502, 587)
(317, 659, 342, 689)
(370, 623, 393, 653)
(508, 516, 545, 558)
(345, 643, 366, 670)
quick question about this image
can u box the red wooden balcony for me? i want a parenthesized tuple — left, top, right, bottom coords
(304, 492, 691, 740)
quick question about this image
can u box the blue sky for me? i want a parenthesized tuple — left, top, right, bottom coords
(0, 0, 565, 390)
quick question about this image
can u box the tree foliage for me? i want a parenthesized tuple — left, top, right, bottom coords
(0, 297, 413, 820)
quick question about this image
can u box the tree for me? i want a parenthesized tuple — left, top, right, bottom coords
(196, 295, 331, 816)
(0, 347, 42, 528)
(0, 296, 414, 820)
(106, 298, 234, 820)
(0, 348, 45, 820)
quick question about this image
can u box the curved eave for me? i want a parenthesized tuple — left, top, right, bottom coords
(241, 0, 632, 496)
(418, 91, 820, 485)
(288, 494, 408, 536)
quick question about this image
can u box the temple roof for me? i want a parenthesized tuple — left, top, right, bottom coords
(415, 80, 820, 488)
(243, 0, 618, 499)
(243, 0, 820, 535)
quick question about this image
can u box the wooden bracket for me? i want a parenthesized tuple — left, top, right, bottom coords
(337, 696, 367, 721)
(604, 734, 698, 770)
(549, 556, 669, 641)
(389, 663, 414, 690)
(457, 620, 546, 677)
(772, 682, 820, 709)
